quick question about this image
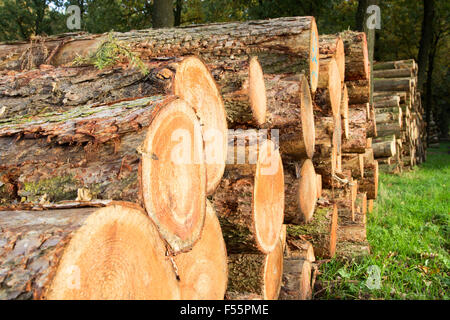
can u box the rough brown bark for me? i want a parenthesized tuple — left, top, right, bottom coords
(0, 17, 320, 92)
(341, 153, 365, 178)
(0, 203, 181, 300)
(359, 161, 379, 200)
(346, 79, 370, 104)
(374, 78, 412, 92)
(342, 106, 368, 153)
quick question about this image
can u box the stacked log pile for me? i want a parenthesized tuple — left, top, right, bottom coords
(0, 17, 396, 301)
(373, 59, 427, 172)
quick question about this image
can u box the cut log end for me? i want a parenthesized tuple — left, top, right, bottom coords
(254, 139, 285, 253)
(335, 37, 345, 84)
(341, 84, 349, 139)
(174, 56, 227, 195)
(309, 18, 320, 93)
(263, 240, 284, 300)
(328, 58, 342, 117)
(299, 159, 318, 223)
(141, 98, 206, 254)
(329, 204, 339, 258)
(300, 74, 316, 159)
(249, 56, 268, 126)
(47, 203, 180, 300)
(174, 201, 228, 300)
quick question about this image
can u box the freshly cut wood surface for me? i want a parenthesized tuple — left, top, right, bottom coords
(174, 201, 228, 300)
(140, 98, 206, 254)
(319, 34, 345, 85)
(0, 203, 180, 300)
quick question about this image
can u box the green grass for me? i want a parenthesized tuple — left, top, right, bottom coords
(317, 142, 450, 300)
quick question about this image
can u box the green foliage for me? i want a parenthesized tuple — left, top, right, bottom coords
(318, 143, 450, 300)
(73, 33, 149, 75)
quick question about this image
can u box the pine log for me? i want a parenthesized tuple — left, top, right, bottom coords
(265, 74, 316, 159)
(374, 78, 412, 92)
(173, 201, 228, 300)
(341, 153, 365, 178)
(377, 122, 402, 137)
(212, 134, 284, 254)
(226, 239, 283, 300)
(360, 161, 379, 200)
(340, 31, 369, 81)
(284, 160, 317, 225)
(373, 96, 400, 108)
(314, 57, 342, 117)
(1, 17, 320, 92)
(285, 239, 316, 262)
(374, 59, 416, 71)
(319, 34, 345, 85)
(373, 68, 414, 79)
(376, 112, 402, 126)
(342, 106, 368, 153)
(279, 258, 312, 300)
(373, 140, 396, 158)
(338, 207, 366, 243)
(0, 97, 207, 253)
(346, 79, 370, 104)
(0, 203, 180, 300)
(286, 204, 338, 259)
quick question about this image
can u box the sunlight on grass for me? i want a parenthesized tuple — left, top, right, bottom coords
(317, 143, 450, 300)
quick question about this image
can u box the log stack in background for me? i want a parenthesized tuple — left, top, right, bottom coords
(0, 17, 428, 301)
(373, 59, 427, 173)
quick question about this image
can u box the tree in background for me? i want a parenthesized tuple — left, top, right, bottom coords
(152, 0, 174, 28)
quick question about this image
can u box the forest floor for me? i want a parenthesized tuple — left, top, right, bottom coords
(316, 142, 450, 300)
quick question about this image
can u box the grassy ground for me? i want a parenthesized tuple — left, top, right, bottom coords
(317, 142, 450, 300)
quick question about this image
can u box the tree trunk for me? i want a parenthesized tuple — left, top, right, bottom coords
(319, 35, 345, 86)
(152, 0, 175, 28)
(341, 153, 365, 178)
(226, 240, 283, 300)
(342, 106, 368, 153)
(173, 201, 228, 300)
(212, 134, 284, 254)
(417, 0, 435, 91)
(0, 203, 180, 300)
(373, 68, 414, 79)
(314, 57, 342, 117)
(374, 78, 412, 92)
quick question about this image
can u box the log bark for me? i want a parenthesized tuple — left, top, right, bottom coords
(226, 240, 283, 300)
(279, 258, 312, 300)
(374, 96, 400, 108)
(286, 204, 338, 259)
(212, 134, 284, 254)
(265, 74, 315, 159)
(319, 34, 345, 85)
(0, 17, 320, 92)
(284, 160, 317, 225)
(374, 59, 416, 71)
(338, 207, 366, 243)
(340, 31, 369, 81)
(374, 78, 412, 92)
(373, 68, 414, 79)
(0, 203, 180, 300)
(173, 201, 228, 300)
